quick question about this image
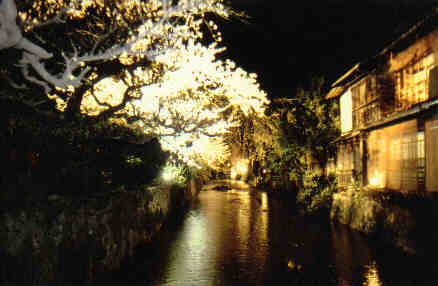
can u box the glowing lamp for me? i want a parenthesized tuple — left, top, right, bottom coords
(231, 158, 248, 181)
(161, 163, 180, 182)
(161, 168, 174, 182)
(231, 169, 237, 180)
(236, 159, 248, 175)
(369, 171, 383, 188)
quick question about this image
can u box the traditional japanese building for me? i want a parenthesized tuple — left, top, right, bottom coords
(328, 9, 438, 192)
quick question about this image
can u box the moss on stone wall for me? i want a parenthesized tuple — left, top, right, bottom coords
(330, 189, 384, 235)
(0, 184, 195, 285)
(329, 189, 432, 255)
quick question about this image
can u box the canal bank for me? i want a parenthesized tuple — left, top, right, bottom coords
(0, 179, 200, 286)
(99, 188, 438, 286)
(266, 177, 438, 257)
(330, 188, 438, 255)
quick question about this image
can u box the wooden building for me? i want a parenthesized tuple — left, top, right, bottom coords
(327, 10, 438, 192)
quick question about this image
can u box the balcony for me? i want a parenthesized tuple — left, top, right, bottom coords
(352, 75, 395, 129)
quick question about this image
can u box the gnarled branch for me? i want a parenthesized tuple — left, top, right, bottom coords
(0, 0, 210, 96)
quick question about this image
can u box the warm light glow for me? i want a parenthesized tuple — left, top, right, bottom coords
(260, 192, 268, 210)
(162, 203, 214, 282)
(340, 89, 352, 133)
(161, 162, 183, 183)
(363, 261, 383, 286)
(230, 169, 236, 180)
(369, 171, 384, 188)
(287, 260, 303, 271)
(81, 41, 269, 168)
(81, 77, 129, 116)
(14, 0, 233, 104)
(18, 0, 269, 169)
(161, 167, 174, 182)
(236, 159, 249, 175)
(231, 158, 249, 180)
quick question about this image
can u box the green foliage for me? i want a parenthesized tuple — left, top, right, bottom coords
(270, 77, 340, 169)
(296, 171, 338, 214)
(181, 164, 201, 181)
(261, 77, 340, 193)
(125, 155, 143, 166)
(0, 100, 169, 205)
(256, 77, 341, 215)
(263, 143, 305, 189)
(222, 109, 281, 180)
(160, 161, 187, 186)
(157, 159, 205, 189)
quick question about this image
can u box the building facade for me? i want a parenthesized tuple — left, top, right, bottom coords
(328, 12, 438, 192)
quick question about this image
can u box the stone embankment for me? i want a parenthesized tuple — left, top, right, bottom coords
(330, 189, 438, 255)
(0, 180, 199, 286)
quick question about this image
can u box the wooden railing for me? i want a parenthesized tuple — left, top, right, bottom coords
(352, 75, 396, 129)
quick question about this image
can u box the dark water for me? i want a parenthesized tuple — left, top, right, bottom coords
(108, 189, 438, 286)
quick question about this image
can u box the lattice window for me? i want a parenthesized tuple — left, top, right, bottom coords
(367, 120, 420, 191)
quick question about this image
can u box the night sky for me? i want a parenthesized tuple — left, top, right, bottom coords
(216, 0, 438, 98)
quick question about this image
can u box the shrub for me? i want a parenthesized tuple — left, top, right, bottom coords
(296, 170, 338, 214)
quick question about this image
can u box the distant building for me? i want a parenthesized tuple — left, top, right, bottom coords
(327, 9, 438, 192)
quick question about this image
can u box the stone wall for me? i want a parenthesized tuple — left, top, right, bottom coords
(330, 189, 425, 255)
(0, 183, 197, 286)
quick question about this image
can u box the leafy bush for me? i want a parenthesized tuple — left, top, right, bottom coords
(296, 170, 338, 214)
(262, 143, 306, 191)
(260, 77, 340, 195)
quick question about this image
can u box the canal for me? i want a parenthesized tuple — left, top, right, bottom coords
(105, 188, 438, 286)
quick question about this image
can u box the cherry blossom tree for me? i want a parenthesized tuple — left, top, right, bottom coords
(0, 0, 269, 168)
(1, 0, 230, 109)
(81, 40, 269, 168)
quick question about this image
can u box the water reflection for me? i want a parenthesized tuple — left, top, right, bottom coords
(161, 211, 215, 285)
(108, 189, 437, 286)
(363, 261, 383, 286)
(331, 221, 375, 286)
(209, 190, 270, 285)
(149, 189, 270, 286)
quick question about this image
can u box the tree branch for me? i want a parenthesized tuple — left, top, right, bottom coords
(21, 7, 70, 31)
(95, 82, 146, 121)
(1, 0, 206, 95)
(0, 0, 22, 50)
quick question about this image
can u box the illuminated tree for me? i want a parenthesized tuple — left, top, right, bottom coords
(0, 0, 269, 168)
(0, 0, 230, 110)
(223, 110, 281, 181)
(81, 41, 269, 168)
(278, 78, 339, 169)
(263, 78, 340, 195)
